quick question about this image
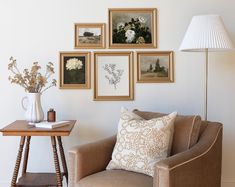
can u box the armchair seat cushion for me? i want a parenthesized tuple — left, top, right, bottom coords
(78, 170, 153, 187)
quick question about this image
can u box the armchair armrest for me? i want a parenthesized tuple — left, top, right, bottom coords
(154, 122, 222, 187)
(68, 135, 116, 186)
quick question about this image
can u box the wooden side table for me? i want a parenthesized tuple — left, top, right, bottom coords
(0, 120, 76, 187)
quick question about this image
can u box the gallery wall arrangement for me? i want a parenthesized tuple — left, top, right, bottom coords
(59, 8, 174, 101)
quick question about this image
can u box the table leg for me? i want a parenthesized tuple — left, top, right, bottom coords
(11, 136, 26, 187)
(22, 136, 31, 176)
(51, 136, 63, 187)
(57, 136, 68, 184)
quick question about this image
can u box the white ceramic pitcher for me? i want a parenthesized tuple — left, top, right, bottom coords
(21, 93, 44, 123)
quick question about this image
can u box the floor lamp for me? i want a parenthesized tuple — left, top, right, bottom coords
(179, 15, 234, 120)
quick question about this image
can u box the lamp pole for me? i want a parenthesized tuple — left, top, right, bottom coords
(205, 48, 209, 121)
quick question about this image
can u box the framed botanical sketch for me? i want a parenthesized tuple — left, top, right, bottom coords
(109, 8, 157, 48)
(74, 23, 106, 49)
(137, 51, 174, 83)
(59, 52, 91, 89)
(94, 52, 134, 100)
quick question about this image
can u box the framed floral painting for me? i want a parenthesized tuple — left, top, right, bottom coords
(74, 23, 106, 49)
(109, 8, 157, 48)
(94, 52, 134, 100)
(137, 51, 174, 83)
(59, 52, 91, 89)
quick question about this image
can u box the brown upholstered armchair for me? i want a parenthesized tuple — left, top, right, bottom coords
(68, 110, 223, 187)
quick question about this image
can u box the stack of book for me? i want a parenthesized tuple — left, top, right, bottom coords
(32, 121, 70, 129)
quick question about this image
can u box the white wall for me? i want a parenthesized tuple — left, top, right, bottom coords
(0, 0, 235, 186)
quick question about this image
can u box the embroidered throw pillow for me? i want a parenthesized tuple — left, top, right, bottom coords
(106, 108, 177, 176)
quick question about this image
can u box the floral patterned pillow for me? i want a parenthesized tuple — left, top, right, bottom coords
(106, 108, 177, 176)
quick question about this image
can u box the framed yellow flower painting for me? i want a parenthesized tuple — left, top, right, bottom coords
(108, 8, 157, 48)
(59, 52, 91, 89)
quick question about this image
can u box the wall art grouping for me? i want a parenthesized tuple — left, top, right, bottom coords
(59, 8, 174, 101)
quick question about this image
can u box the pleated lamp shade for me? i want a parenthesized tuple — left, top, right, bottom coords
(179, 15, 234, 51)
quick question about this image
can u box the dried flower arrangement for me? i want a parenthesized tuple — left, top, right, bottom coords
(8, 57, 57, 93)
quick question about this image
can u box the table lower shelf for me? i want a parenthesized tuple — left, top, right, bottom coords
(17, 172, 64, 187)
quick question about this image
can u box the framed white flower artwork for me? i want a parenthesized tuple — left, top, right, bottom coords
(108, 8, 157, 48)
(59, 52, 91, 89)
(94, 52, 134, 100)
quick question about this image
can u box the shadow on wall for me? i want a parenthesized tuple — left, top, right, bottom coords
(65, 122, 112, 147)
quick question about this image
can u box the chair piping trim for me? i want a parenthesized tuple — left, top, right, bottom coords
(187, 116, 197, 148)
(157, 126, 222, 171)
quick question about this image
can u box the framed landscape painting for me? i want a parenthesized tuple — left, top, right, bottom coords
(109, 8, 157, 48)
(94, 52, 134, 100)
(74, 23, 106, 49)
(60, 52, 91, 89)
(137, 51, 174, 83)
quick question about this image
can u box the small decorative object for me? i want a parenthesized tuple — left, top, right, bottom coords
(137, 51, 174, 83)
(109, 8, 157, 48)
(47, 108, 56, 122)
(94, 52, 134, 100)
(8, 57, 56, 123)
(74, 23, 106, 49)
(60, 52, 91, 89)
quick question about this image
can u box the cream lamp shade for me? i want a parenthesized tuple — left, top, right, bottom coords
(179, 15, 234, 51)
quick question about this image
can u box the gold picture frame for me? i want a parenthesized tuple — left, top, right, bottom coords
(137, 51, 174, 83)
(94, 51, 134, 101)
(109, 8, 157, 49)
(59, 52, 91, 89)
(74, 23, 106, 49)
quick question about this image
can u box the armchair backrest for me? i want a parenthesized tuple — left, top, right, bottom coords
(133, 109, 201, 156)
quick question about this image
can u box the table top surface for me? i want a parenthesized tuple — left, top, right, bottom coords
(0, 120, 76, 136)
